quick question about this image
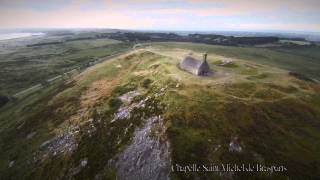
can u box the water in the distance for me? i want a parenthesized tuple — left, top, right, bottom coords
(0, 32, 44, 41)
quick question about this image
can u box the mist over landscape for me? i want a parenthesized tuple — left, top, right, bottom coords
(0, 0, 320, 180)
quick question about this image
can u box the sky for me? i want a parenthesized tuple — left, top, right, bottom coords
(0, 0, 319, 32)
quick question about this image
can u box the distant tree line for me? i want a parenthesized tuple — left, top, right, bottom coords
(103, 32, 281, 46)
(27, 41, 63, 47)
(28, 31, 312, 48)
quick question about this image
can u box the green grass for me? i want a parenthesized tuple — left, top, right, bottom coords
(144, 43, 320, 179)
(0, 50, 168, 179)
(247, 73, 270, 80)
(167, 96, 320, 179)
(148, 42, 320, 80)
(225, 82, 257, 98)
(253, 88, 284, 100)
(0, 81, 76, 179)
(1, 43, 320, 179)
(0, 38, 131, 95)
(213, 60, 239, 68)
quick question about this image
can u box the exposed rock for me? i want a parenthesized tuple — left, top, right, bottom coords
(229, 137, 242, 152)
(214, 144, 221, 152)
(35, 133, 78, 162)
(8, 161, 15, 168)
(40, 140, 51, 149)
(112, 105, 133, 121)
(119, 91, 140, 104)
(218, 58, 233, 66)
(26, 132, 37, 140)
(111, 92, 146, 123)
(67, 158, 88, 178)
(114, 116, 171, 180)
(81, 158, 88, 167)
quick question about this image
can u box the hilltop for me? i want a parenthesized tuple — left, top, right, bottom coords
(0, 42, 320, 179)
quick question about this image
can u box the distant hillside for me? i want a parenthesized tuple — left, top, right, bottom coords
(104, 32, 280, 46)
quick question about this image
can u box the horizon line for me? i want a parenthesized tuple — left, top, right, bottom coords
(0, 27, 319, 34)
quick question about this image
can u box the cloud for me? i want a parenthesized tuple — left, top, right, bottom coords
(0, 4, 182, 29)
(0, 0, 319, 32)
(234, 22, 320, 32)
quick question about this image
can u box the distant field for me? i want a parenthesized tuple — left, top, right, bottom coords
(147, 42, 320, 81)
(0, 37, 131, 95)
(279, 39, 311, 45)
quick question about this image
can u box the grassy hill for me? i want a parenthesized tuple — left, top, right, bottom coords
(0, 42, 320, 179)
(147, 42, 320, 80)
(0, 38, 131, 95)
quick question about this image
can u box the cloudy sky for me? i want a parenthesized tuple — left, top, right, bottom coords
(0, 0, 319, 32)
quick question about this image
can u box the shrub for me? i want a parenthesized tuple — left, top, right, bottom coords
(112, 83, 136, 96)
(0, 95, 9, 108)
(142, 78, 152, 88)
(109, 97, 122, 109)
(289, 72, 315, 82)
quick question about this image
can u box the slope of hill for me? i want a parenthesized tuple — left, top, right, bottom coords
(0, 43, 320, 179)
(0, 36, 131, 95)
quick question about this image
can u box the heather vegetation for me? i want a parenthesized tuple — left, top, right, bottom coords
(0, 36, 320, 179)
